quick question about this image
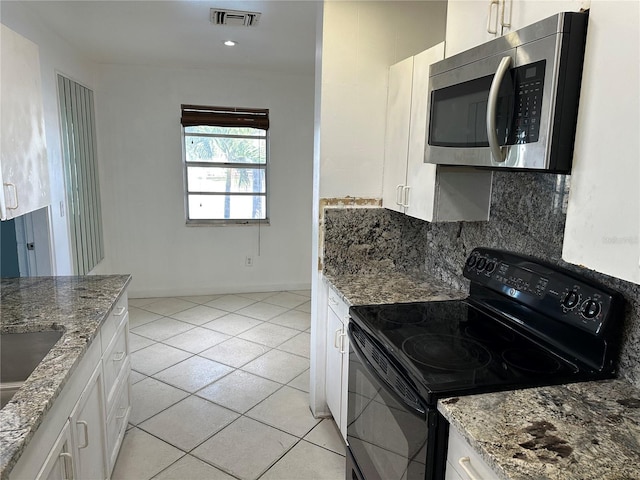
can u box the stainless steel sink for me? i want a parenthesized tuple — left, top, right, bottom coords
(1, 330, 63, 408)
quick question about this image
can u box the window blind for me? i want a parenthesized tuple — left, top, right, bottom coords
(180, 104, 269, 130)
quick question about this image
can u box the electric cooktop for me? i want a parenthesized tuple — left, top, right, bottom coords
(349, 248, 625, 404)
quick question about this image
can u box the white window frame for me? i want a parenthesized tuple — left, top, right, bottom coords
(181, 106, 269, 225)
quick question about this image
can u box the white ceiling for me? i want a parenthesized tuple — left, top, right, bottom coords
(19, 0, 319, 74)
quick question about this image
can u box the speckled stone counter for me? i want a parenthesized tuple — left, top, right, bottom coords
(0, 275, 131, 479)
(438, 379, 640, 480)
(323, 270, 466, 306)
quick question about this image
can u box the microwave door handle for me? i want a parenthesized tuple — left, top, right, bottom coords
(486, 56, 512, 163)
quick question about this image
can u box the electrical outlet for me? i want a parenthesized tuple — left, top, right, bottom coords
(245, 255, 253, 267)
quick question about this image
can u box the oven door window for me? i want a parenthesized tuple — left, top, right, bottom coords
(347, 332, 429, 480)
(429, 72, 514, 148)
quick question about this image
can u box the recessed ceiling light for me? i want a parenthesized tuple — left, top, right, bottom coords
(223, 40, 237, 47)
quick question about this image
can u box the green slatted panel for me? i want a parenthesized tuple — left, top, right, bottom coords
(57, 75, 104, 274)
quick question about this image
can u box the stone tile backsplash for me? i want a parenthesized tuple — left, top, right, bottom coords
(322, 171, 640, 388)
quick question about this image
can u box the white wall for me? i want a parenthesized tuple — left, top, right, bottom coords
(92, 63, 314, 297)
(0, 2, 96, 275)
(319, 0, 447, 198)
(310, 0, 447, 416)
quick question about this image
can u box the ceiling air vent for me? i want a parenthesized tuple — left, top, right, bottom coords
(210, 9, 261, 27)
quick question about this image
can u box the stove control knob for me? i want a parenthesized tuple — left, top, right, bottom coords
(466, 255, 478, 268)
(562, 290, 580, 309)
(476, 257, 487, 271)
(485, 261, 496, 274)
(581, 299, 602, 319)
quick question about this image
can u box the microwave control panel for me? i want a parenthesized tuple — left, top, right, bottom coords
(509, 60, 546, 145)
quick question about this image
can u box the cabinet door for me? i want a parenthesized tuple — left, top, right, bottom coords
(36, 421, 74, 480)
(325, 306, 344, 424)
(445, 1, 498, 57)
(0, 24, 49, 221)
(69, 363, 107, 480)
(445, 0, 589, 57)
(506, 0, 589, 34)
(405, 43, 445, 221)
(382, 56, 414, 213)
(563, 0, 640, 285)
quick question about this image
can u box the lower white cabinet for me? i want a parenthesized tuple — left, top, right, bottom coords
(69, 364, 107, 480)
(10, 291, 130, 480)
(445, 426, 498, 480)
(36, 421, 73, 480)
(325, 285, 349, 442)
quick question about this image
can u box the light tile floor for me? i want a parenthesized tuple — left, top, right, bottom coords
(114, 291, 346, 480)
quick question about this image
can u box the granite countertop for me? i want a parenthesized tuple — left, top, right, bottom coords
(438, 379, 640, 480)
(0, 275, 131, 479)
(323, 270, 466, 306)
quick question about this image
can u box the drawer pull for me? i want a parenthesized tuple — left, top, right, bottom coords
(59, 452, 74, 479)
(334, 328, 342, 349)
(113, 306, 126, 316)
(77, 420, 89, 449)
(458, 457, 481, 480)
(113, 351, 126, 362)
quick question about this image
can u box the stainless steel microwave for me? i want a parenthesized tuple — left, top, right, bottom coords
(426, 12, 588, 173)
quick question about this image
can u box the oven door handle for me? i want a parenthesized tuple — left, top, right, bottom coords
(486, 55, 512, 163)
(348, 328, 426, 418)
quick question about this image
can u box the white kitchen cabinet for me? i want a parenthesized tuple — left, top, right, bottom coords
(444, 0, 590, 57)
(445, 426, 499, 480)
(563, 0, 640, 285)
(36, 421, 73, 480)
(0, 23, 50, 221)
(325, 284, 349, 442)
(69, 364, 107, 480)
(10, 291, 131, 480)
(382, 43, 492, 222)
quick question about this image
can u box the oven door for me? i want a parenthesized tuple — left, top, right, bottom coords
(347, 323, 444, 480)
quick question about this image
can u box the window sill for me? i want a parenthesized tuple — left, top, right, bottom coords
(186, 219, 271, 227)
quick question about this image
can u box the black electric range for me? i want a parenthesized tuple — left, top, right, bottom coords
(345, 248, 625, 480)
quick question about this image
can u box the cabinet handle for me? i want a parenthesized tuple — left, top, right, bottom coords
(3, 183, 18, 210)
(113, 351, 126, 362)
(395, 184, 404, 206)
(334, 328, 342, 349)
(77, 420, 89, 449)
(487, 0, 500, 34)
(500, 0, 512, 29)
(114, 306, 126, 316)
(339, 331, 348, 354)
(458, 457, 481, 480)
(59, 452, 74, 480)
(402, 186, 411, 208)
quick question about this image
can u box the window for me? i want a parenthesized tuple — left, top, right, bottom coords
(181, 105, 269, 224)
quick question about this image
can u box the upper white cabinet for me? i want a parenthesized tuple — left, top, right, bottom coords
(562, 0, 640, 285)
(444, 0, 590, 56)
(382, 43, 492, 222)
(0, 23, 50, 221)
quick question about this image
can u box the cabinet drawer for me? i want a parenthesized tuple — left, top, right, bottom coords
(105, 368, 131, 474)
(328, 285, 349, 321)
(103, 318, 129, 410)
(101, 292, 128, 352)
(446, 426, 498, 480)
